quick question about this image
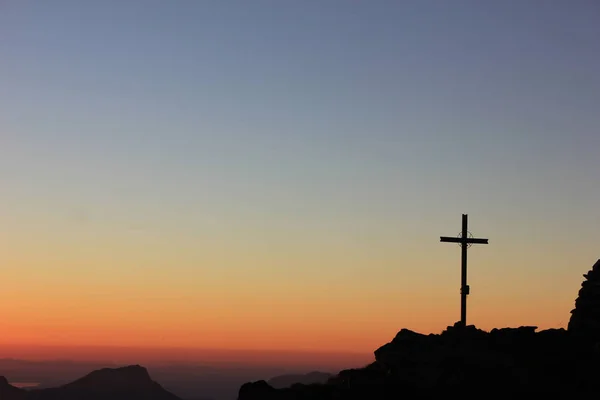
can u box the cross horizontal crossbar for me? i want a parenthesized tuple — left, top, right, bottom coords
(440, 236, 489, 244)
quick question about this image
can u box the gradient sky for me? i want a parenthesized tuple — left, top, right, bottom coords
(1, 1, 599, 357)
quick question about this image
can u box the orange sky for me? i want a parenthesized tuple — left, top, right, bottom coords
(1, 221, 585, 359)
(1, 209, 589, 358)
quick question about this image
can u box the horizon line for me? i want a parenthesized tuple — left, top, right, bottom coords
(0, 342, 371, 356)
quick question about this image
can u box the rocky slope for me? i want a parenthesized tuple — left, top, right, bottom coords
(239, 324, 600, 399)
(239, 259, 600, 399)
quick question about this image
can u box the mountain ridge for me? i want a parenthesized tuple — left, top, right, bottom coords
(267, 371, 332, 389)
(1, 365, 181, 400)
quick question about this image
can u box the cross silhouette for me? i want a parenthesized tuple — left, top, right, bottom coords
(440, 214, 488, 327)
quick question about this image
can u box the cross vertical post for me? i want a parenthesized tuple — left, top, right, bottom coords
(460, 214, 468, 326)
(440, 214, 488, 327)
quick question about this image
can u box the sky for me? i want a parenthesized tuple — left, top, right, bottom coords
(0, 1, 599, 359)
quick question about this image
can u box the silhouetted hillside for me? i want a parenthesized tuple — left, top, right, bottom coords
(238, 260, 600, 399)
(240, 324, 600, 399)
(1, 365, 181, 400)
(0, 376, 26, 400)
(267, 371, 332, 389)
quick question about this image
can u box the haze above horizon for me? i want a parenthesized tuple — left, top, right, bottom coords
(1, 1, 599, 358)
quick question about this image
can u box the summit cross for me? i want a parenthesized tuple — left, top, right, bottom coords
(440, 214, 488, 327)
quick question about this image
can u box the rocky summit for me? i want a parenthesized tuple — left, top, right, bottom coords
(238, 260, 600, 399)
(239, 324, 600, 399)
(569, 259, 600, 339)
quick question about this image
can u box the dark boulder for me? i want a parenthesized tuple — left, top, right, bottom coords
(569, 260, 600, 341)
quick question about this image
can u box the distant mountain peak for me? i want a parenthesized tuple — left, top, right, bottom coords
(267, 371, 332, 389)
(65, 364, 153, 390)
(1, 364, 181, 399)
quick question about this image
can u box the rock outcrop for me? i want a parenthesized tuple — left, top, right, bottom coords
(238, 259, 600, 399)
(238, 323, 600, 399)
(569, 259, 600, 340)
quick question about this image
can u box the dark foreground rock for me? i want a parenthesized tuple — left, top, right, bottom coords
(569, 259, 600, 339)
(238, 323, 600, 399)
(239, 260, 600, 399)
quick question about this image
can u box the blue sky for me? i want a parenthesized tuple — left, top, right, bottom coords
(1, 1, 599, 339)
